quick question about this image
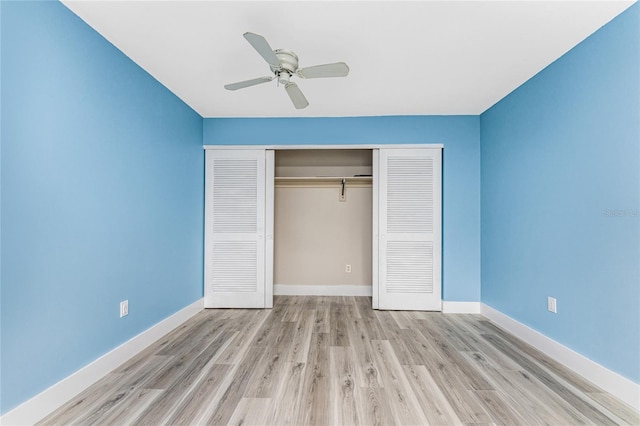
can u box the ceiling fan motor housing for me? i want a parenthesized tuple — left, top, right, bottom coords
(271, 49, 299, 74)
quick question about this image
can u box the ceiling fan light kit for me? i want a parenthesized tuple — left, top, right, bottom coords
(224, 32, 349, 109)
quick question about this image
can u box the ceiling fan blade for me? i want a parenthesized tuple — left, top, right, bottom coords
(224, 76, 274, 91)
(297, 62, 349, 79)
(243, 32, 281, 69)
(285, 82, 309, 109)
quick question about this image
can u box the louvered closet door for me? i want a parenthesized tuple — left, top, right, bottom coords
(205, 149, 266, 308)
(378, 148, 442, 311)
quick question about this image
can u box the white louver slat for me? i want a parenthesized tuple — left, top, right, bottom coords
(212, 159, 257, 234)
(205, 150, 266, 308)
(211, 242, 257, 292)
(386, 241, 433, 293)
(378, 148, 442, 311)
(387, 157, 433, 234)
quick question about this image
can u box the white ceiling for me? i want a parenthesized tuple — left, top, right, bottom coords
(62, 1, 635, 118)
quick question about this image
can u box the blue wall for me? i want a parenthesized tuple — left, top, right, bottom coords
(480, 4, 639, 383)
(1, 1, 204, 413)
(204, 116, 482, 302)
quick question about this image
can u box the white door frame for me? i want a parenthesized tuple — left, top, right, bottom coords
(265, 150, 275, 308)
(372, 149, 380, 309)
(204, 144, 443, 310)
(204, 144, 443, 151)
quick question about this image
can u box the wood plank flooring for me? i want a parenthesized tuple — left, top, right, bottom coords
(39, 296, 639, 425)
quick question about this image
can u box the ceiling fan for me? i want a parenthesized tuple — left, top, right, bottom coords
(224, 32, 350, 109)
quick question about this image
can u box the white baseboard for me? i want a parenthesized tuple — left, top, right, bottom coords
(442, 301, 481, 314)
(0, 298, 204, 426)
(481, 303, 640, 411)
(274, 284, 372, 297)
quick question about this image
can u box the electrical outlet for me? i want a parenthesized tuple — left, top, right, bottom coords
(547, 297, 557, 313)
(345, 264, 352, 273)
(120, 300, 129, 318)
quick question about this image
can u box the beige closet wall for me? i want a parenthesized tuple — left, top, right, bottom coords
(274, 186, 372, 286)
(274, 149, 372, 287)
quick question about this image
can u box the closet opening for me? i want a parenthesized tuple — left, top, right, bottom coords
(273, 149, 373, 297)
(204, 144, 442, 310)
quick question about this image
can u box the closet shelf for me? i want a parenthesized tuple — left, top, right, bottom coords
(275, 176, 372, 188)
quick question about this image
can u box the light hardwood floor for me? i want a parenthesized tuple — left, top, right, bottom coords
(40, 296, 639, 425)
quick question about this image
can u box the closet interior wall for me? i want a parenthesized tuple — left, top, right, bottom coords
(274, 150, 373, 290)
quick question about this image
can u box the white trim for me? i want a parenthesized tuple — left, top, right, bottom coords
(265, 149, 275, 309)
(0, 299, 204, 425)
(204, 144, 444, 150)
(481, 303, 640, 411)
(371, 149, 379, 309)
(274, 284, 372, 297)
(442, 301, 481, 314)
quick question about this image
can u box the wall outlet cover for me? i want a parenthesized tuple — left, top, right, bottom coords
(120, 300, 129, 318)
